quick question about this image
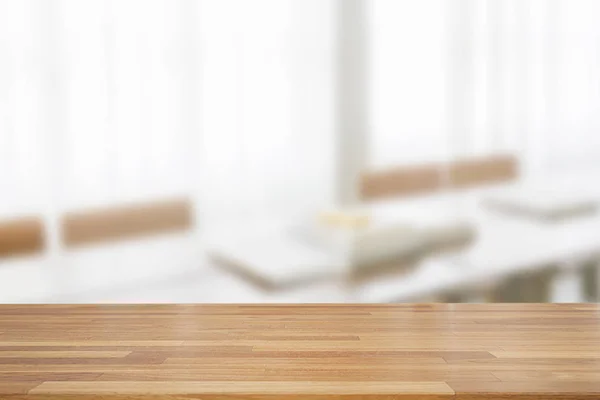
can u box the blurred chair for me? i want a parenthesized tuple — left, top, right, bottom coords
(357, 154, 568, 303)
(360, 163, 474, 257)
(0, 217, 54, 303)
(360, 154, 518, 199)
(360, 164, 443, 201)
(448, 155, 560, 302)
(449, 154, 518, 189)
(0, 217, 45, 259)
(357, 156, 517, 303)
(61, 198, 193, 248)
(52, 198, 198, 301)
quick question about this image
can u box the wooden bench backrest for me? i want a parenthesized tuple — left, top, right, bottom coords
(61, 198, 193, 248)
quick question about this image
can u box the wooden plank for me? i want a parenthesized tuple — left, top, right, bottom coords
(0, 372, 101, 382)
(450, 380, 600, 399)
(0, 351, 130, 358)
(29, 381, 454, 397)
(0, 382, 42, 395)
(0, 217, 44, 258)
(61, 198, 193, 247)
(491, 350, 600, 359)
(492, 371, 600, 382)
(0, 304, 598, 399)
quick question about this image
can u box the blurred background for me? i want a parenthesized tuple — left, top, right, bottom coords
(1, 0, 600, 303)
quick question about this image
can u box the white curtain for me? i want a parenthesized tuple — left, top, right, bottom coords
(368, 0, 448, 169)
(547, 0, 600, 171)
(0, 0, 48, 219)
(199, 0, 335, 223)
(6, 0, 599, 226)
(0, 0, 335, 230)
(368, 0, 600, 177)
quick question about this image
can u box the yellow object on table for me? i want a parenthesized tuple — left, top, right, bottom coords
(317, 210, 371, 229)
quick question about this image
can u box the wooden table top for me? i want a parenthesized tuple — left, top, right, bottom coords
(1, 304, 600, 399)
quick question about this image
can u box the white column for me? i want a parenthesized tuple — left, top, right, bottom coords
(335, 0, 369, 206)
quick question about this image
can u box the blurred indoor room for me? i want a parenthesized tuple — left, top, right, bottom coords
(1, 0, 600, 304)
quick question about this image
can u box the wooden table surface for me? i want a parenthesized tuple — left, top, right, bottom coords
(1, 304, 600, 399)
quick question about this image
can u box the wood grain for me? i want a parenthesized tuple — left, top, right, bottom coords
(0, 304, 599, 399)
(61, 198, 193, 247)
(0, 217, 44, 258)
